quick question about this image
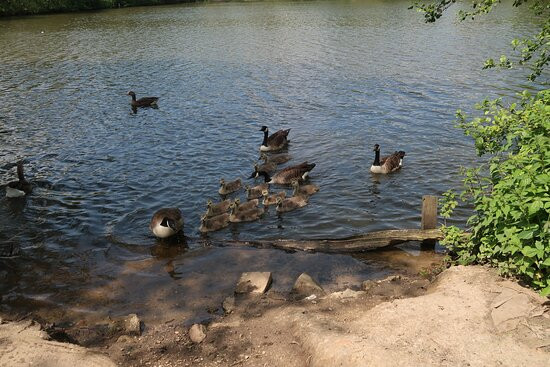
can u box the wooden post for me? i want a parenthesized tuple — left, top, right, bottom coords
(421, 195, 438, 250)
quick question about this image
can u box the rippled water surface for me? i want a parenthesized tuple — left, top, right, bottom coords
(0, 1, 544, 321)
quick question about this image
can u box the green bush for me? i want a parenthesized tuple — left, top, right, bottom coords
(441, 89, 550, 295)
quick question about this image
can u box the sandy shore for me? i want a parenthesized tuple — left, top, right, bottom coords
(1, 265, 548, 366)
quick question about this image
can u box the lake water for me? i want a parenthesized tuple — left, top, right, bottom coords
(0, 1, 543, 323)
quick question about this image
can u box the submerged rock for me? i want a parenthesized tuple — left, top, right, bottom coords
(291, 273, 325, 299)
(235, 272, 272, 294)
(189, 323, 207, 343)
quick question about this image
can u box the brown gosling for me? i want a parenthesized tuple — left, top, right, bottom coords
(275, 196, 308, 213)
(199, 213, 230, 233)
(245, 183, 269, 200)
(219, 178, 242, 195)
(291, 179, 319, 198)
(205, 199, 232, 217)
(259, 152, 291, 165)
(229, 202, 264, 223)
(234, 198, 259, 212)
(261, 189, 286, 206)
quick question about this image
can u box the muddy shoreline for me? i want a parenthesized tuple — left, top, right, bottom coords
(2, 264, 549, 367)
(1, 250, 443, 366)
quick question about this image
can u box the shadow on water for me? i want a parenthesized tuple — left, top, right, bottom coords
(0, 234, 443, 327)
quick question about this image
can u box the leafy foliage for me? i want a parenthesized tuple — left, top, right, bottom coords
(410, 0, 550, 81)
(440, 90, 550, 295)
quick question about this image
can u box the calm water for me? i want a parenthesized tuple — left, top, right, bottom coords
(0, 1, 543, 322)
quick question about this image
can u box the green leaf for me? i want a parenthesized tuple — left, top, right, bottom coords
(529, 200, 542, 215)
(521, 246, 538, 258)
(517, 229, 536, 240)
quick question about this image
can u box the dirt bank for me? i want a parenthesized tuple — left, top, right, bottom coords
(1, 265, 548, 366)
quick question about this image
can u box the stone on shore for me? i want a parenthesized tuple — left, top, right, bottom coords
(223, 296, 236, 314)
(291, 273, 325, 299)
(122, 313, 141, 336)
(235, 272, 272, 294)
(329, 288, 365, 300)
(189, 323, 207, 343)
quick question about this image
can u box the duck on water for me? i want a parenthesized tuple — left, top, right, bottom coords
(259, 126, 290, 152)
(5, 161, 32, 198)
(370, 144, 406, 174)
(253, 162, 316, 185)
(150, 208, 184, 239)
(127, 91, 159, 108)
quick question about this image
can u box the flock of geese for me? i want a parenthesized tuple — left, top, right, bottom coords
(4, 93, 406, 242)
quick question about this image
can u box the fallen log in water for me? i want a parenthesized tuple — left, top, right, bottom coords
(222, 228, 445, 253)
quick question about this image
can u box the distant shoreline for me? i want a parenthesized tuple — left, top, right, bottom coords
(0, 0, 253, 17)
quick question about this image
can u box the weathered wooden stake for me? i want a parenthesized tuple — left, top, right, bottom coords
(421, 195, 438, 249)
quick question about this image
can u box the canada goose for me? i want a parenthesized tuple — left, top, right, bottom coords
(249, 162, 277, 179)
(127, 91, 159, 108)
(219, 178, 242, 195)
(150, 208, 184, 239)
(229, 202, 264, 223)
(291, 179, 319, 198)
(275, 196, 308, 213)
(205, 199, 232, 217)
(199, 213, 230, 233)
(259, 152, 291, 165)
(261, 189, 286, 206)
(256, 162, 316, 185)
(245, 183, 269, 200)
(259, 126, 290, 152)
(234, 198, 259, 212)
(370, 144, 406, 174)
(6, 161, 32, 198)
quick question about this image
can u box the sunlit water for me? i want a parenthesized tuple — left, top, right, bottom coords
(0, 1, 544, 323)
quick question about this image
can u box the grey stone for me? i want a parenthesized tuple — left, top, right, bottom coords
(223, 296, 236, 314)
(235, 272, 272, 294)
(122, 314, 141, 336)
(361, 280, 377, 291)
(189, 323, 207, 343)
(291, 273, 325, 299)
(329, 288, 366, 300)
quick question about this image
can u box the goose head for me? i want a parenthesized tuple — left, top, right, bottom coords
(397, 151, 406, 158)
(261, 189, 269, 197)
(234, 198, 241, 207)
(219, 178, 226, 187)
(260, 126, 268, 132)
(276, 197, 283, 206)
(373, 144, 380, 152)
